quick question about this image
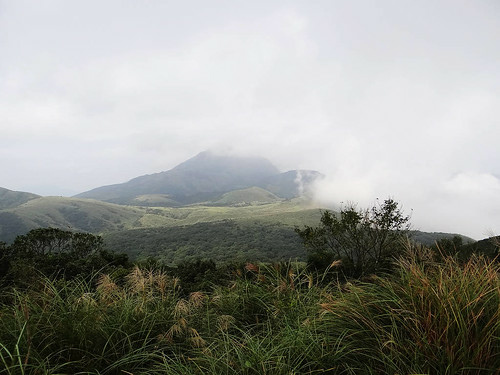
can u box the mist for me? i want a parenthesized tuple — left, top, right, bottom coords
(1, 0, 499, 239)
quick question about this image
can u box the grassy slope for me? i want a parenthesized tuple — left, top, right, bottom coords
(104, 200, 323, 263)
(0, 196, 322, 242)
(0, 197, 146, 242)
(411, 230, 476, 246)
(0, 187, 40, 210)
(1, 196, 477, 263)
(136, 198, 322, 228)
(212, 186, 282, 205)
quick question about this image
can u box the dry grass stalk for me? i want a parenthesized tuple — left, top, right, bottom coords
(307, 274, 314, 289)
(188, 327, 206, 348)
(97, 274, 120, 303)
(126, 266, 146, 294)
(330, 259, 342, 268)
(172, 277, 180, 291)
(155, 272, 169, 298)
(278, 279, 288, 292)
(174, 299, 190, 318)
(217, 314, 235, 332)
(75, 292, 98, 308)
(189, 291, 206, 308)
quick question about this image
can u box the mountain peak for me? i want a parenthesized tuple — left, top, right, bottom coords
(75, 152, 321, 206)
(173, 151, 279, 177)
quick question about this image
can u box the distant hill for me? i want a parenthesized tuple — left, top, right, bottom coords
(0, 193, 483, 263)
(411, 231, 475, 246)
(0, 195, 321, 243)
(75, 151, 322, 206)
(259, 170, 323, 199)
(0, 197, 144, 243)
(0, 154, 481, 263)
(0, 187, 40, 210)
(213, 187, 281, 206)
(459, 235, 499, 258)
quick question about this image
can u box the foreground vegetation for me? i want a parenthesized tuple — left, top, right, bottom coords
(0, 242, 499, 374)
(1, 199, 498, 374)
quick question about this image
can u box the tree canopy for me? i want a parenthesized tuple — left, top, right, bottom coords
(296, 198, 411, 277)
(1, 228, 128, 286)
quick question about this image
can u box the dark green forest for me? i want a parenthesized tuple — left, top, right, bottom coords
(103, 220, 305, 264)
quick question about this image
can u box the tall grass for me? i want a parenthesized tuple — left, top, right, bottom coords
(0, 245, 498, 374)
(318, 243, 500, 374)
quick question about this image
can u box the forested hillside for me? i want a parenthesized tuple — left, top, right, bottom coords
(103, 220, 305, 263)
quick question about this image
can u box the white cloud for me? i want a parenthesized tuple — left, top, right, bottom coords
(0, 1, 499, 238)
(443, 172, 500, 195)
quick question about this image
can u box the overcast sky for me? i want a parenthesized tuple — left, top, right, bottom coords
(1, 0, 499, 239)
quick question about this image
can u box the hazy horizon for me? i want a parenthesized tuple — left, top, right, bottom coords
(1, 0, 499, 239)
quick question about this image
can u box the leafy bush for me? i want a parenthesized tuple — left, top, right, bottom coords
(1, 228, 129, 287)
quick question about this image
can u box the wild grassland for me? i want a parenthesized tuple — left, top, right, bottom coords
(0, 244, 498, 374)
(1, 196, 322, 244)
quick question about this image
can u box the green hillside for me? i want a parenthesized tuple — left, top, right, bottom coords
(0, 187, 40, 210)
(212, 186, 281, 206)
(459, 235, 499, 258)
(0, 196, 322, 243)
(133, 198, 322, 228)
(131, 194, 181, 206)
(103, 220, 306, 263)
(74, 151, 322, 206)
(75, 151, 281, 205)
(410, 230, 475, 246)
(1, 192, 478, 264)
(0, 197, 145, 242)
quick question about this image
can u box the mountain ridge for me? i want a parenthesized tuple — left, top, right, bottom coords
(75, 151, 322, 206)
(0, 187, 40, 210)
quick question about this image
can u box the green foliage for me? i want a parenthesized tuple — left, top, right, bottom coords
(0, 247, 498, 374)
(10, 227, 103, 257)
(427, 234, 499, 262)
(104, 220, 307, 264)
(432, 234, 464, 260)
(317, 243, 500, 374)
(296, 198, 411, 277)
(2, 228, 129, 286)
(0, 242, 9, 280)
(171, 259, 228, 294)
(458, 235, 500, 260)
